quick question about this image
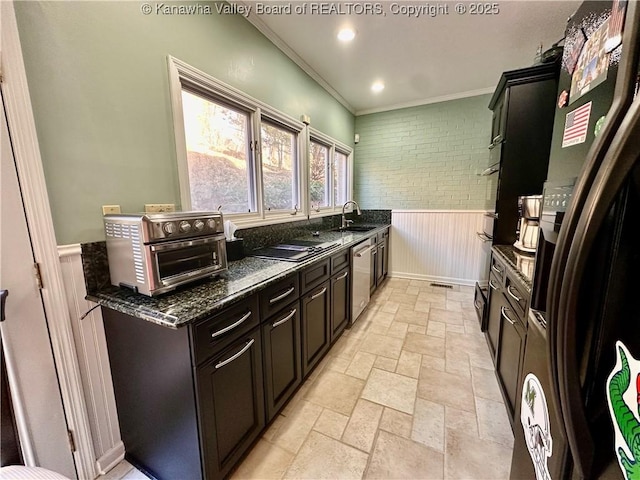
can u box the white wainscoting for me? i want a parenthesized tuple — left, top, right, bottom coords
(390, 210, 490, 286)
(58, 245, 124, 476)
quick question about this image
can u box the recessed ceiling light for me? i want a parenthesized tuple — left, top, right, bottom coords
(371, 81, 385, 93)
(337, 28, 356, 42)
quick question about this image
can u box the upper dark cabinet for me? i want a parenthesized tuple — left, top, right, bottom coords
(488, 62, 559, 245)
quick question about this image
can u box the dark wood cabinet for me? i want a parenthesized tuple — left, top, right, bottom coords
(197, 327, 265, 479)
(496, 302, 526, 419)
(301, 281, 330, 377)
(485, 273, 503, 362)
(376, 229, 389, 284)
(262, 302, 302, 422)
(330, 268, 349, 343)
(487, 63, 559, 245)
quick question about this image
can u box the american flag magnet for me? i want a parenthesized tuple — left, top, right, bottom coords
(562, 101, 592, 148)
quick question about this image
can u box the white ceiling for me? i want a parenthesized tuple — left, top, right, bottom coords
(243, 1, 579, 114)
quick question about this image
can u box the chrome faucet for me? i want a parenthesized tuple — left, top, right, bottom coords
(341, 200, 362, 230)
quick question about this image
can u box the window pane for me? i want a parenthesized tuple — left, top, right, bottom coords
(310, 141, 330, 208)
(334, 151, 348, 206)
(261, 122, 297, 211)
(181, 90, 253, 213)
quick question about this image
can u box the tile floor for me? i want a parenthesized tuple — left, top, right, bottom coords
(232, 278, 514, 480)
(105, 278, 514, 480)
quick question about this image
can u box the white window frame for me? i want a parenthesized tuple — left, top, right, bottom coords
(168, 55, 352, 227)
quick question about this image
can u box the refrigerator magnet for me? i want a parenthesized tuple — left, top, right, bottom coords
(570, 19, 610, 104)
(594, 116, 606, 137)
(605, 0, 627, 53)
(606, 341, 640, 480)
(562, 27, 587, 75)
(558, 90, 569, 109)
(562, 101, 592, 148)
(520, 373, 553, 480)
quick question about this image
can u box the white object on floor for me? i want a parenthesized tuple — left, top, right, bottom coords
(0, 466, 71, 480)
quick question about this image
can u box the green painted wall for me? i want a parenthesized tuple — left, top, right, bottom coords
(354, 95, 493, 210)
(14, 1, 354, 244)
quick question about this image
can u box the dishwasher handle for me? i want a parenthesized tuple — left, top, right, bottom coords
(353, 245, 375, 258)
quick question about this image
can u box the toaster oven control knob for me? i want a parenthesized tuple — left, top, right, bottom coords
(163, 222, 176, 235)
(179, 221, 191, 233)
(193, 220, 205, 232)
(206, 219, 218, 230)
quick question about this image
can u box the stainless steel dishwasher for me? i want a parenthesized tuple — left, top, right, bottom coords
(351, 237, 375, 323)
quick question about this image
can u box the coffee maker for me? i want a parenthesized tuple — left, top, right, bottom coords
(514, 195, 542, 252)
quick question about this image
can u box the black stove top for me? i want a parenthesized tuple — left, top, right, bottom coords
(251, 240, 339, 262)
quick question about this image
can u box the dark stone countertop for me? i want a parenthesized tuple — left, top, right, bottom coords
(492, 245, 535, 292)
(87, 225, 389, 329)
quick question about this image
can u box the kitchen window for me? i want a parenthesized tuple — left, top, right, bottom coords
(168, 56, 352, 226)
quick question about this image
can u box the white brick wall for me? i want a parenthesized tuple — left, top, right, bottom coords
(354, 95, 494, 210)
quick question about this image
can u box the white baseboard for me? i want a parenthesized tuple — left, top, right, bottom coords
(96, 441, 125, 475)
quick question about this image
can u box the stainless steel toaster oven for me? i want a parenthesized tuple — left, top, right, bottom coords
(104, 211, 227, 296)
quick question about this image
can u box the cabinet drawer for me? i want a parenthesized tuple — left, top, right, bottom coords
(474, 283, 487, 332)
(259, 275, 300, 320)
(193, 295, 259, 365)
(490, 255, 506, 285)
(504, 275, 528, 320)
(300, 258, 330, 294)
(330, 249, 350, 274)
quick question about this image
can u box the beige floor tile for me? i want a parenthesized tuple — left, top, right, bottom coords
(411, 398, 445, 452)
(422, 354, 446, 372)
(445, 300, 463, 312)
(429, 307, 465, 325)
(331, 335, 363, 360)
(444, 430, 511, 480)
(312, 408, 349, 440)
(476, 397, 514, 448)
(282, 382, 312, 416)
(446, 324, 466, 334)
(418, 291, 447, 304)
(370, 310, 396, 327)
(406, 286, 421, 295)
(373, 356, 398, 372)
(426, 321, 447, 338)
(409, 279, 430, 288)
(445, 349, 471, 379)
(414, 301, 431, 313)
(393, 292, 419, 306)
(359, 333, 404, 359)
(471, 366, 503, 402)
(403, 332, 445, 358)
(395, 306, 429, 326)
(407, 324, 427, 334)
(417, 367, 475, 412)
(445, 406, 478, 437)
(231, 439, 294, 479)
(324, 354, 352, 374)
(386, 278, 410, 289)
(361, 368, 418, 414)
(341, 399, 384, 452)
(396, 350, 422, 378)
(304, 370, 365, 415)
(386, 321, 409, 340)
(380, 301, 400, 314)
(365, 430, 444, 480)
(271, 400, 323, 454)
(345, 351, 377, 380)
(447, 290, 474, 303)
(284, 431, 369, 480)
(447, 331, 494, 369)
(379, 407, 413, 438)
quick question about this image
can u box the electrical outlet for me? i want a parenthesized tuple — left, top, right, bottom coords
(102, 205, 121, 215)
(145, 203, 176, 213)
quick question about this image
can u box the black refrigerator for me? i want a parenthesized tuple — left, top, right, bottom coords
(511, 1, 640, 479)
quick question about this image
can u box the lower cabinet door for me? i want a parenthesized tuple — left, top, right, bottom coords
(262, 303, 302, 422)
(301, 281, 330, 377)
(485, 276, 503, 362)
(496, 301, 525, 422)
(330, 268, 350, 343)
(196, 327, 265, 480)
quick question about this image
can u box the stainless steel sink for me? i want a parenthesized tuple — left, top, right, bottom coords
(339, 225, 377, 232)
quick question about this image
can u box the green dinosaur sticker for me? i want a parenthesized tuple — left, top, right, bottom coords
(606, 341, 640, 480)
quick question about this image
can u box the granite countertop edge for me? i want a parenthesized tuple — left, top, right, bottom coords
(87, 224, 390, 329)
(491, 244, 534, 293)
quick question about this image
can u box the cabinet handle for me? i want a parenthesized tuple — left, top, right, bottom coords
(215, 338, 255, 369)
(489, 280, 499, 291)
(211, 311, 252, 339)
(491, 264, 503, 274)
(372, 249, 377, 256)
(336, 271, 348, 280)
(476, 232, 492, 243)
(310, 287, 327, 300)
(506, 285, 522, 302)
(272, 309, 297, 328)
(474, 300, 482, 310)
(500, 306, 516, 326)
(269, 286, 295, 305)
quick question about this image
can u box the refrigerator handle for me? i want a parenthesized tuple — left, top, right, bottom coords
(547, 4, 640, 478)
(549, 16, 640, 480)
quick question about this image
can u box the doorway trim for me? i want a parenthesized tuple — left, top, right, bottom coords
(1, 2, 97, 478)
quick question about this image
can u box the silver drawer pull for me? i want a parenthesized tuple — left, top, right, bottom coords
(336, 271, 348, 280)
(476, 232, 492, 243)
(506, 285, 522, 302)
(500, 306, 516, 326)
(474, 300, 482, 310)
(489, 280, 499, 291)
(491, 264, 503, 274)
(269, 286, 295, 305)
(272, 309, 297, 328)
(211, 311, 252, 339)
(215, 339, 255, 369)
(310, 287, 327, 300)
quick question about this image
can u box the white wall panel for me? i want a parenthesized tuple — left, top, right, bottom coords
(58, 245, 124, 475)
(390, 210, 490, 286)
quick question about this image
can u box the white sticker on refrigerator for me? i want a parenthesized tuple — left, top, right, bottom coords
(606, 341, 640, 480)
(521, 373, 553, 480)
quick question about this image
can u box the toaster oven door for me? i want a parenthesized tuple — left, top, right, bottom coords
(148, 235, 227, 294)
